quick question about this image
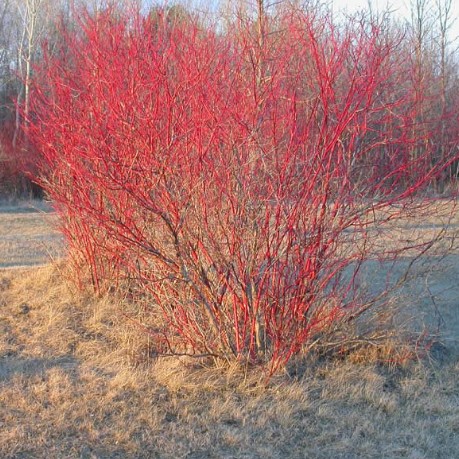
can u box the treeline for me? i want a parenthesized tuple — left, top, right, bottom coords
(0, 0, 458, 198)
(0, 0, 141, 196)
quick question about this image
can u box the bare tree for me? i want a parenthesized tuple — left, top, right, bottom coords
(435, 0, 458, 183)
(14, 0, 41, 146)
(435, 0, 455, 118)
(410, 0, 435, 105)
(0, 0, 16, 121)
(12, 0, 69, 146)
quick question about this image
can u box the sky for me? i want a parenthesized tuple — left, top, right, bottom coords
(332, 0, 459, 42)
(184, 0, 459, 45)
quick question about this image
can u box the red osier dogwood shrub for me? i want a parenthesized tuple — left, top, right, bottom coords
(27, 7, 458, 372)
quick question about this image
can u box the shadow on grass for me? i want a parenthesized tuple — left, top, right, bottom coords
(0, 353, 153, 459)
(0, 355, 79, 383)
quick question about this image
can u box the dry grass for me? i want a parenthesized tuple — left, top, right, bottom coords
(0, 261, 458, 459)
(0, 201, 63, 268)
(0, 200, 458, 458)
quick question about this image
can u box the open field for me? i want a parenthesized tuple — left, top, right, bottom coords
(0, 201, 63, 269)
(0, 201, 458, 458)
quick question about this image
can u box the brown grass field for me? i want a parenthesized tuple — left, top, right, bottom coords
(0, 200, 458, 458)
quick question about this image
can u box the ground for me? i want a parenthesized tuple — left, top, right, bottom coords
(0, 200, 458, 459)
(0, 201, 62, 268)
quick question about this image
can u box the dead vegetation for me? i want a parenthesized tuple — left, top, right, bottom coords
(0, 201, 458, 458)
(0, 201, 63, 268)
(0, 258, 458, 459)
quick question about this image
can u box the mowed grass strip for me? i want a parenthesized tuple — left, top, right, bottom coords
(0, 203, 63, 268)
